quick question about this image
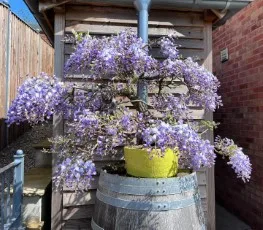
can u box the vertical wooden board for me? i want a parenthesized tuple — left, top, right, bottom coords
(52, 10, 65, 230)
(203, 22, 215, 230)
(9, 14, 14, 104)
(0, 5, 7, 117)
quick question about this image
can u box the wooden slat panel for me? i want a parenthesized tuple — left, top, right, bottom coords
(63, 205, 94, 220)
(63, 176, 99, 191)
(63, 219, 92, 230)
(65, 23, 205, 36)
(63, 190, 97, 207)
(66, 5, 204, 27)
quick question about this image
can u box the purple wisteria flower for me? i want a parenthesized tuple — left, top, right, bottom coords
(54, 157, 96, 190)
(159, 36, 179, 60)
(142, 122, 216, 170)
(215, 136, 252, 182)
(6, 29, 252, 190)
(65, 29, 157, 79)
(7, 73, 69, 125)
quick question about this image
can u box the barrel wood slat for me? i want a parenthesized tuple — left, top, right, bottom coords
(92, 171, 205, 230)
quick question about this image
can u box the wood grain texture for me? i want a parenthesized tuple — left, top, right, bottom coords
(63, 190, 97, 207)
(203, 22, 215, 230)
(63, 205, 94, 220)
(92, 171, 206, 230)
(63, 219, 92, 230)
(65, 5, 204, 26)
(52, 10, 65, 230)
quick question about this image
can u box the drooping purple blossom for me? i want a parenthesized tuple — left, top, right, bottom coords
(151, 94, 189, 120)
(54, 157, 96, 190)
(7, 73, 69, 125)
(65, 29, 157, 79)
(215, 136, 252, 182)
(142, 122, 216, 170)
(159, 36, 179, 60)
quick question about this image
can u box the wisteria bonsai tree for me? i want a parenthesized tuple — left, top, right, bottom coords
(7, 30, 252, 190)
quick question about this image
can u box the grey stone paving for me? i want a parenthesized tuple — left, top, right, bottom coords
(216, 204, 251, 230)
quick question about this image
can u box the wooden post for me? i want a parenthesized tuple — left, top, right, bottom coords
(5, 4, 11, 146)
(13, 149, 24, 228)
(51, 7, 65, 230)
(203, 22, 215, 230)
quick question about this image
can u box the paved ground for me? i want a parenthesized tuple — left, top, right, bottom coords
(216, 204, 251, 230)
(0, 124, 52, 171)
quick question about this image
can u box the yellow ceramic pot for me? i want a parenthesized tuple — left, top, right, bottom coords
(124, 147, 179, 178)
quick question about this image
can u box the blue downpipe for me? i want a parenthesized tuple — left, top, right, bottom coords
(134, 0, 151, 104)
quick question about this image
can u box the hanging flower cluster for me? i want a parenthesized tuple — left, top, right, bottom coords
(6, 73, 70, 125)
(65, 30, 157, 79)
(54, 157, 96, 190)
(7, 30, 251, 190)
(142, 122, 215, 170)
(215, 136, 252, 182)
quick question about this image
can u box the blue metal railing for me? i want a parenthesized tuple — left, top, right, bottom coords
(0, 150, 24, 230)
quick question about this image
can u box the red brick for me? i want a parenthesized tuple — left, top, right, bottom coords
(213, 0, 263, 227)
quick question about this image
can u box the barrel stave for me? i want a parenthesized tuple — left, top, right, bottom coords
(92, 171, 206, 230)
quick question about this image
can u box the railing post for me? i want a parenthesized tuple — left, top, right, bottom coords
(13, 150, 24, 228)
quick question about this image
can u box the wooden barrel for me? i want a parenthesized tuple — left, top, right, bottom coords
(92, 171, 206, 230)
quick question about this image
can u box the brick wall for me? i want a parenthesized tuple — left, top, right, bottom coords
(213, 0, 263, 228)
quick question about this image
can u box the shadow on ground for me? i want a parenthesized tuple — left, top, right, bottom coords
(216, 204, 251, 230)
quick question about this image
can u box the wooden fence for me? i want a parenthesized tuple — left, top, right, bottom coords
(0, 3, 54, 150)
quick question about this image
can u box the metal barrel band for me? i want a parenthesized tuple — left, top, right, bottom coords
(100, 170, 198, 192)
(99, 180, 197, 196)
(91, 219, 104, 230)
(96, 189, 198, 211)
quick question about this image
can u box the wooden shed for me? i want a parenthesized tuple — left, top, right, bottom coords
(24, 0, 252, 229)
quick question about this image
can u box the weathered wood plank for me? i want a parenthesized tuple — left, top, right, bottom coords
(52, 10, 65, 230)
(63, 219, 92, 230)
(63, 205, 94, 220)
(66, 5, 204, 27)
(63, 190, 97, 207)
(65, 23, 205, 36)
(203, 22, 215, 230)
